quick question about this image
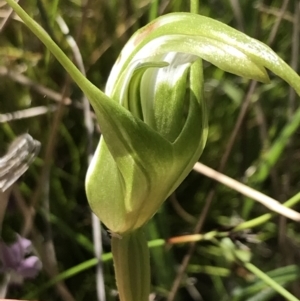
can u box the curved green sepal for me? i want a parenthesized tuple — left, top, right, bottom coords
(107, 13, 300, 97)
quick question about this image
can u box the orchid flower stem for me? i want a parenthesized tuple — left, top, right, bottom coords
(111, 228, 150, 301)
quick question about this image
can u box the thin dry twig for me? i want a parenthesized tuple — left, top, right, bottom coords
(193, 162, 300, 222)
(0, 105, 57, 123)
(0, 66, 72, 105)
(268, 0, 290, 45)
(255, 2, 294, 23)
(229, 0, 244, 32)
(0, 0, 20, 32)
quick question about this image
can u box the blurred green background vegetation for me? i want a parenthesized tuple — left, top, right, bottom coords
(1, 0, 300, 300)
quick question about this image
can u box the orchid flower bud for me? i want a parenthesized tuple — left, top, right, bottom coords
(4, 3, 300, 236)
(86, 13, 300, 235)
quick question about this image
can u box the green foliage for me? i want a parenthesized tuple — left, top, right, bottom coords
(1, 1, 300, 301)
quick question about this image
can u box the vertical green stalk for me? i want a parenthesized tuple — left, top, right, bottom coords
(189, 0, 205, 149)
(190, 0, 199, 13)
(190, 0, 202, 101)
(148, 0, 159, 21)
(111, 228, 150, 301)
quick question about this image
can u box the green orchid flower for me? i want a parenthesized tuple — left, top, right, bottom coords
(86, 12, 300, 235)
(4, 2, 300, 235)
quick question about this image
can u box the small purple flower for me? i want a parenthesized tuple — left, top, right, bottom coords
(0, 234, 42, 284)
